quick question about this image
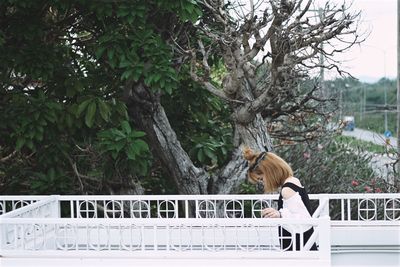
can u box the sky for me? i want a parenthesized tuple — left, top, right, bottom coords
(327, 0, 397, 82)
(239, 0, 396, 83)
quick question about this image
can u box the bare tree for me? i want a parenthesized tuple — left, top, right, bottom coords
(126, 0, 363, 194)
(191, 0, 363, 143)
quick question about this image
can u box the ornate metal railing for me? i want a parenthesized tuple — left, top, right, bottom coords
(0, 194, 399, 220)
(312, 193, 400, 222)
(0, 194, 334, 263)
(0, 217, 330, 255)
(0, 193, 399, 263)
(0, 196, 47, 215)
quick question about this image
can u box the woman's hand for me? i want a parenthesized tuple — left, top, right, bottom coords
(261, 208, 281, 218)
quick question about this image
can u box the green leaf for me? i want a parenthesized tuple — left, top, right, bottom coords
(26, 139, 34, 150)
(115, 102, 128, 118)
(197, 149, 205, 162)
(131, 131, 146, 138)
(44, 111, 57, 123)
(107, 48, 115, 61)
(136, 161, 148, 176)
(35, 129, 43, 141)
(98, 100, 110, 122)
(66, 86, 76, 97)
(75, 80, 84, 92)
(144, 75, 152, 86)
(113, 140, 126, 153)
(65, 113, 73, 128)
(113, 129, 127, 140)
(204, 147, 217, 163)
(38, 119, 47, 126)
(95, 46, 106, 59)
(221, 147, 227, 156)
(76, 99, 92, 117)
(119, 60, 131, 68)
(116, 8, 130, 18)
(121, 69, 134, 80)
(133, 139, 149, 151)
(121, 121, 131, 134)
(85, 101, 97, 128)
(16, 137, 25, 150)
(132, 69, 142, 81)
(126, 145, 137, 160)
(153, 73, 161, 82)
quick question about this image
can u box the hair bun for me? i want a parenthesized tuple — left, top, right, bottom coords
(242, 146, 257, 161)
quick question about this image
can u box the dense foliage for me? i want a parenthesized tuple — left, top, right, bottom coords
(1, 0, 380, 195)
(0, 0, 205, 194)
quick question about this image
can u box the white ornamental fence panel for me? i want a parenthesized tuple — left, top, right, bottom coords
(309, 193, 400, 222)
(0, 216, 331, 262)
(0, 195, 331, 264)
(1, 193, 399, 261)
(0, 194, 398, 221)
(0, 196, 48, 215)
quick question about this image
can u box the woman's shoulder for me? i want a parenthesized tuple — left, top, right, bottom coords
(281, 177, 304, 200)
(284, 177, 303, 187)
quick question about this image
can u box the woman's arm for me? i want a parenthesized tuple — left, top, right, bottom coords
(279, 189, 311, 219)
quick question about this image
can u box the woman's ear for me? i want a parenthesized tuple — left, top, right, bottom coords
(242, 146, 256, 161)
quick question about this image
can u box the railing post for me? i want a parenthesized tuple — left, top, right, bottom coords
(322, 197, 330, 217)
(318, 216, 331, 264)
(0, 217, 4, 254)
(50, 195, 61, 218)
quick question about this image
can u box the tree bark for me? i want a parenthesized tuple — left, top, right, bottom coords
(126, 82, 210, 195)
(236, 114, 274, 151)
(125, 81, 274, 195)
(209, 112, 273, 194)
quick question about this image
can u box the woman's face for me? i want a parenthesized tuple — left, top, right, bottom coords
(251, 170, 266, 193)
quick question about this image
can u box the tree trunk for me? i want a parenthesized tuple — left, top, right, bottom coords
(125, 82, 209, 195)
(125, 82, 274, 195)
(210, 114, 273, 194)
(236, 114, 274, 151)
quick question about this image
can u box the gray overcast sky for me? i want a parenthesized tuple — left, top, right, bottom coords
(328, 0, 397, 82)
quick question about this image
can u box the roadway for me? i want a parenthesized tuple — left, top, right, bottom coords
(341, 128, 397, 148)
(341, 128, 396, 178)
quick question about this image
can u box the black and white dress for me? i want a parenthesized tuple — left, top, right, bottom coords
(277, 182, 318, 251)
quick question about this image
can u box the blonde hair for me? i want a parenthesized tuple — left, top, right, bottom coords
(243, 147, 293, 193)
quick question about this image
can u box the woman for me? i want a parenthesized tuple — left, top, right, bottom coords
(243, 147, 318, 251)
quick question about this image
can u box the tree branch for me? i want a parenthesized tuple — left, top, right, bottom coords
(0, 150, 17, 163)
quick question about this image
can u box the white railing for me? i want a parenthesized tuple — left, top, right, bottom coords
(0, 195, 59, 219)
(0, 196, 47, 215)
(309, 193, 400, 222)
(0, 217, 330, 258)
(310, 194, 400, 252)
(1, 193, 399, 264)
(0, 196, 59, 250)
(0, 195, 331, 263)
(56, 194, 283, 219)
(0, 194, 398, 221)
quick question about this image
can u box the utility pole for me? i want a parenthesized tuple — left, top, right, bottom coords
(339, 83, 349, 121)
(339, 88, 343, 120)
(360, 89, 363, 121)
(396, 0, 400, 191)
(363, 85, 366, 121)
(384, 50, 388, 132)
(385, 77, 388, 132)
(303, 7, 325, 97)
(364, 85, 366, 117)
(318, 8, 325, 99)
